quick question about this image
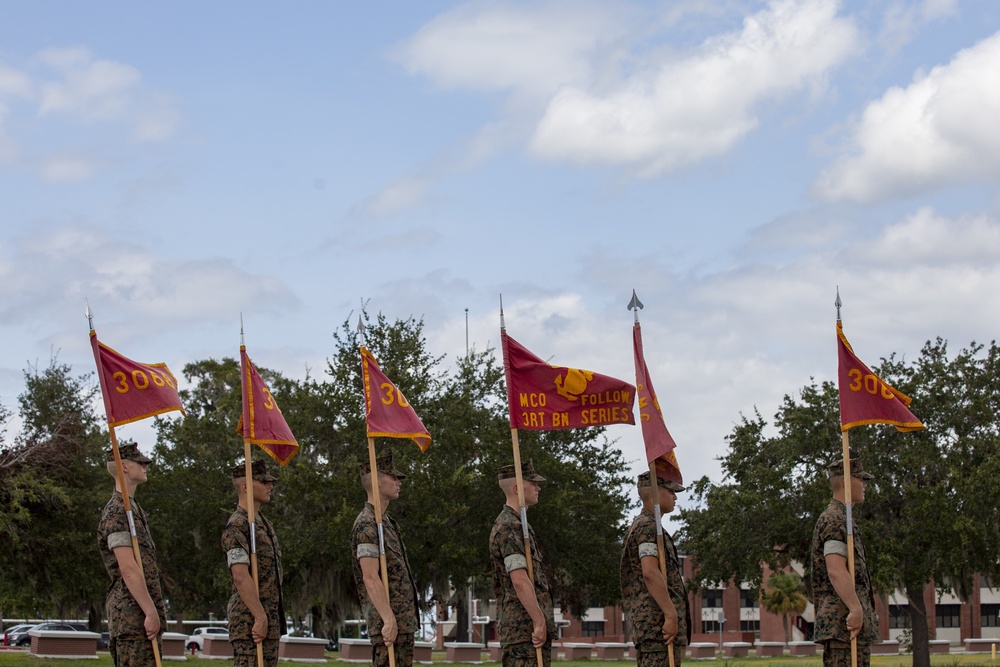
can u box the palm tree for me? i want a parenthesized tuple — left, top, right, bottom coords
(760, 572, 809, 643)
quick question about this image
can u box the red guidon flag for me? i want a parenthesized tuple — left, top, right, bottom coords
(633, 322, 682, 485)
(237, 346, 299, 465)
(501, 330, 636, 430)
(90, 331, 185, 428)
(837, 322, 925, 432)
(361, 347, 431, 452)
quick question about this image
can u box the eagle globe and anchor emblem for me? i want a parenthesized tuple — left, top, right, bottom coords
(553, 367, 594, 400)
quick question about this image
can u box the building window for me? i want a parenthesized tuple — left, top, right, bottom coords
(982, 604, 1000, 628)
(889, 605, 910, 629)
(581, 621, 604, 637)
(702, 620, 721, 634)
(936, 604, 961, 628)
(702, 590, 723, 608)
(740, 620, 760, 632)
(739, 589, 759, 609)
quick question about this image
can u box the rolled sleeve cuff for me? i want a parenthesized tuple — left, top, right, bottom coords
(227, 547, 251, 567)
(504, 554, 527, 573)
(357, 543, 380, 560)
(107, 531, 132, 550)
(824, 540, 848, 557)
(639, 542, 659, 559)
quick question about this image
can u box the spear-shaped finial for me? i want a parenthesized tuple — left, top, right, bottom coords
(835, 287, 842, 322)
(627, 289, 644, 323)
(499, 294, 506, 330)
(357, 313, 366, 347)
(85, 299, 94, 332)
(240, 313, 245, 346)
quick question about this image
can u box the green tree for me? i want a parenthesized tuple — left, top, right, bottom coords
(0, 358, 108, 628)
(760, 571, 807, 643)
(680, 339, 1000, 667)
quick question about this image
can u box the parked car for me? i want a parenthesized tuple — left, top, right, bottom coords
(3, 624, 35, 647)
(11, 623, 80, 647)
(186, 626, 229, 651)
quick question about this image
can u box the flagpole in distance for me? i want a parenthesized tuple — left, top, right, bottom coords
(240, 318, 266, 667)
(358, 317, 398, 667)
(835, 290, 858, 667)
(87, 305, 164, 667)
(628, 292, 676, 667)
(499, 297, 546, 667)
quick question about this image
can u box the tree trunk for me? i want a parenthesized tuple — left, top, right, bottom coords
(906, 585, 930, 667)
(454, 589, 469, 642)
(88, 601, 101, 633)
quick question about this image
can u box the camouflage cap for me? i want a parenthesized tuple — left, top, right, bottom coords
(827, 448, 874, 480)
(497, 460, 546, 482)
(637, 471, 685, 492)
(359, 452, 406, 480)
(232, 459, 278, 482)
(105, 442, 152, 464)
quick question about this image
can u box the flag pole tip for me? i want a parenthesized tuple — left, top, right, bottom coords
(627, 290, 644, 311)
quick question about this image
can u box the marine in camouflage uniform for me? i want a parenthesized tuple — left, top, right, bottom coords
(811, 451, 880, 667)
(489, 461, 556, 667)
(621, 472, 689, 667)
(223, 460, 286, 667)
(351, 452, 419, 667)
(97, 443, 165, 667)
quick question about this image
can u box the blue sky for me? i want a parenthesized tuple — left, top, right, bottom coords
(2, 0, 1000, 520)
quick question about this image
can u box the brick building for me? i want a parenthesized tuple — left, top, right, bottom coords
(440, 559, 999, 647)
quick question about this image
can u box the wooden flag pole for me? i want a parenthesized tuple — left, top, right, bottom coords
(841, 431, 857, 667)
(648, 461, 676, 667)
(108, 428, 164, 667)
(510, 428, 546, 667)
(357, 314, 397, 667)
(367, 437, 397, 667)
(836, 292, 858, 667)
(633, 297, 676, 667)
(243, 443, 265, 667)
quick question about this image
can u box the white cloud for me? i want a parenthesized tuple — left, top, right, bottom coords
(394, 0, 626, 99)
(398, 0, 857, 176)
(529, 0, 857, 174)
(0, 63, 33, 98)
(37, 47, 141, 121)
(880, 0, 958, 53)
(363, 176, 433, 218)
(41, 153, 98, 182)
(0, 224, 299, 332)
(814, 30, 1000, 202)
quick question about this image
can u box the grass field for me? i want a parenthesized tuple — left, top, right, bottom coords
(0, 650, 997, 667)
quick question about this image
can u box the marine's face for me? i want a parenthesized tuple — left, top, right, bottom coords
(850, 475, 867, 504)
(522, 479, 541, 506)
(125, 460, 149, 484)
(252, 479, 274, 504)
(659, 487, 677, 513)
(378, 471, 401, 500)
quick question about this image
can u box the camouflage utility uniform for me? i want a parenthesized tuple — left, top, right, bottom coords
(621, 509, 690, 667)
(489, 505, 556, 667)
(223, 506, 286, 667)
(351, 503, 418, 667)
(98, 492, 166, 667)
(811, 499, 880, 667)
